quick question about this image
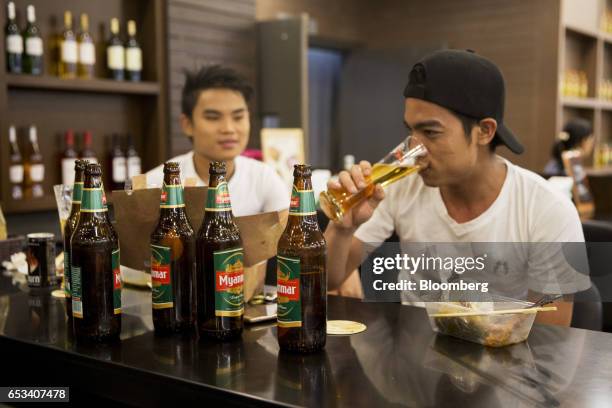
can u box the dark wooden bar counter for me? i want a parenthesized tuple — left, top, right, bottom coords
(1, 272, 611, 407)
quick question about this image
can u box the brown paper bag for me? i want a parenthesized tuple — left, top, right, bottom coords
(112, 187, 286, 300)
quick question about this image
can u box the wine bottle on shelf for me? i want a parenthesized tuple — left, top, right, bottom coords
(109, 133, 126, 190)
(77, 13, 95, 79)
(24, 125, 44, 199)
(9, 125, 24, 200)
(126, 134, 141, 180)
(23, 5, 43, 75)
(5, 2, 23, 73)
(125, 20, 142, 82)
(80, 130, 97, 163)
(107, 18, 124, 80)
(59, 11, 77, 79)
(62, 130, 78, 186)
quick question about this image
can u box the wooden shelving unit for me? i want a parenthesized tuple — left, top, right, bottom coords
(560, 0, 612, 163)
(6, 74, 160, 95)
(0, 0, 168, 215)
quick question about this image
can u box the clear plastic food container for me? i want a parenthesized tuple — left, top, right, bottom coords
(424, 298, 537, 347)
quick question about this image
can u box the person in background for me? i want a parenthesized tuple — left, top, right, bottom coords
(543, 118, 594, 178)
(146, 65, 288, 217)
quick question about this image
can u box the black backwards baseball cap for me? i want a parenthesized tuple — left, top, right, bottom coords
(403, 49, 524, 154)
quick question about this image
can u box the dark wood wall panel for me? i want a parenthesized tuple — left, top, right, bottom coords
(256, 0, 560, 172)
(359, 0, 560, 172)
(167, 0, 257, 156)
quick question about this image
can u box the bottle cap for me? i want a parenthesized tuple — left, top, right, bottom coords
(209, 161, 226, 175)
(29, 126, 37, 142)
(163, 161, 181, 173)
(86, 163, 102, 176)
(7, 2, 16, 20)
(128, 20, 136, 36)
(27, 5, 35, 23)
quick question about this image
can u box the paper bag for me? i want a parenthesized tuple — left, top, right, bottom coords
(112, 187, 286, 300)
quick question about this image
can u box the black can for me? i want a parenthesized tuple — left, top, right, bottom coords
(27, 233, 57, 288)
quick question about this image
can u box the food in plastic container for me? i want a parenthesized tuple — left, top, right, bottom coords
(424, 298, 537, 347)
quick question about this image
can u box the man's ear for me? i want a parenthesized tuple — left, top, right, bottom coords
(180, 113, 194, 138)
(477, 118, 497, 147)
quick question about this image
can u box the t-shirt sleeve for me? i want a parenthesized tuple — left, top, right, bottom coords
(354, 196, 395, 245)
(261, 164, 290, 213)
(526, 195, 591, 295)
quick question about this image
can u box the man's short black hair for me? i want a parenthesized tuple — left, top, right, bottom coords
(452, 110, 500, 152)
(181, 65, 253, 118)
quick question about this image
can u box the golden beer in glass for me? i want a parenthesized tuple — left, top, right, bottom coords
(320, 136, 426, 222)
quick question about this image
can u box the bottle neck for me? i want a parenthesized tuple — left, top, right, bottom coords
(7, 4, 15, 21)
(27, 7, 35, 24)
(160, 172, 187, 218)
(287, 176, 319, 227)
(64, 14, 72, 30)
(111, 20, 119, 35)
(205, 173, 234, 220)
(72, 170, 84, 205)
(81, 15, 89, 32)
(80, 174, 107, 221)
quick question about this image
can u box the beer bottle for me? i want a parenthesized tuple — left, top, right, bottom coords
(71, 163, 121, 342)
(196, 161, 244, 340)
(150, 162, 196, 334)
(63, 159, 87, 319)
(277, 164, 327, 353)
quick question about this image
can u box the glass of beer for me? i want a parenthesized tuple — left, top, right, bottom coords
(53, 184, 72, 238)
(320, 136, 427, 222)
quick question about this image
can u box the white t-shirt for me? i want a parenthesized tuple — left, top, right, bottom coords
(355, 157, 591, 299)
(146, 151, 289, 217)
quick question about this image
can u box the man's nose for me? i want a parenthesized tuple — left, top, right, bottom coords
(220, 117, 236, 133)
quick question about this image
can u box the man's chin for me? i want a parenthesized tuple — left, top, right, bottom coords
(196, 149, 242, 162)
(419, 172, 439, 187)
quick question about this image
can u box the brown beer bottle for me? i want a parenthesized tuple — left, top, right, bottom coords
(150, 162, 196, 334)
(71, 163, 121, 342)
(63, 159, 87, 319)
(196, 161, 244, 340)
(277, 164, 327, 353)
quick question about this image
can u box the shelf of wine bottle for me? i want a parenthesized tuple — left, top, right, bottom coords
(6, 74, 159, 95)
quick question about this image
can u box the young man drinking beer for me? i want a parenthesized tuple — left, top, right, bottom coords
(146, 65, 288, 216)
(325, 49, 590, 326)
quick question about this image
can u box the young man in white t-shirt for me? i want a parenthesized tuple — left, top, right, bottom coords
(325, 50, 590, 326)
(146, 65, 288, 217)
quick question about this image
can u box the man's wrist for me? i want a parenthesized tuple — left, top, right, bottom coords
(327, 221, 357, 237)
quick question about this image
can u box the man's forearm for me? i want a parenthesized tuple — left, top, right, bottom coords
(529, 292, 574, 327)
(534, 300, 573, 326)
(324, 223, 358, 291)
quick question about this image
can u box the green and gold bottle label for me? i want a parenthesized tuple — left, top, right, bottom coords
(113, 249, 122, 315)
(151, 244, 173, 309)
(160, 182, 185, 208)
(206, 182, 232, 212)
(289, 186, 316, 216)
(64, 254, 71, 298)
(72, 266, 83, 318)
(72, 181, 83, 204)
(80, 187, 107, 213)
(214, 247, 244, 317)
(277, 255, 301, 327)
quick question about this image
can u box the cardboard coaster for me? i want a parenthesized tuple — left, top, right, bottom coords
(51, 290, 65, 298)
(327, 320, 367, 335)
